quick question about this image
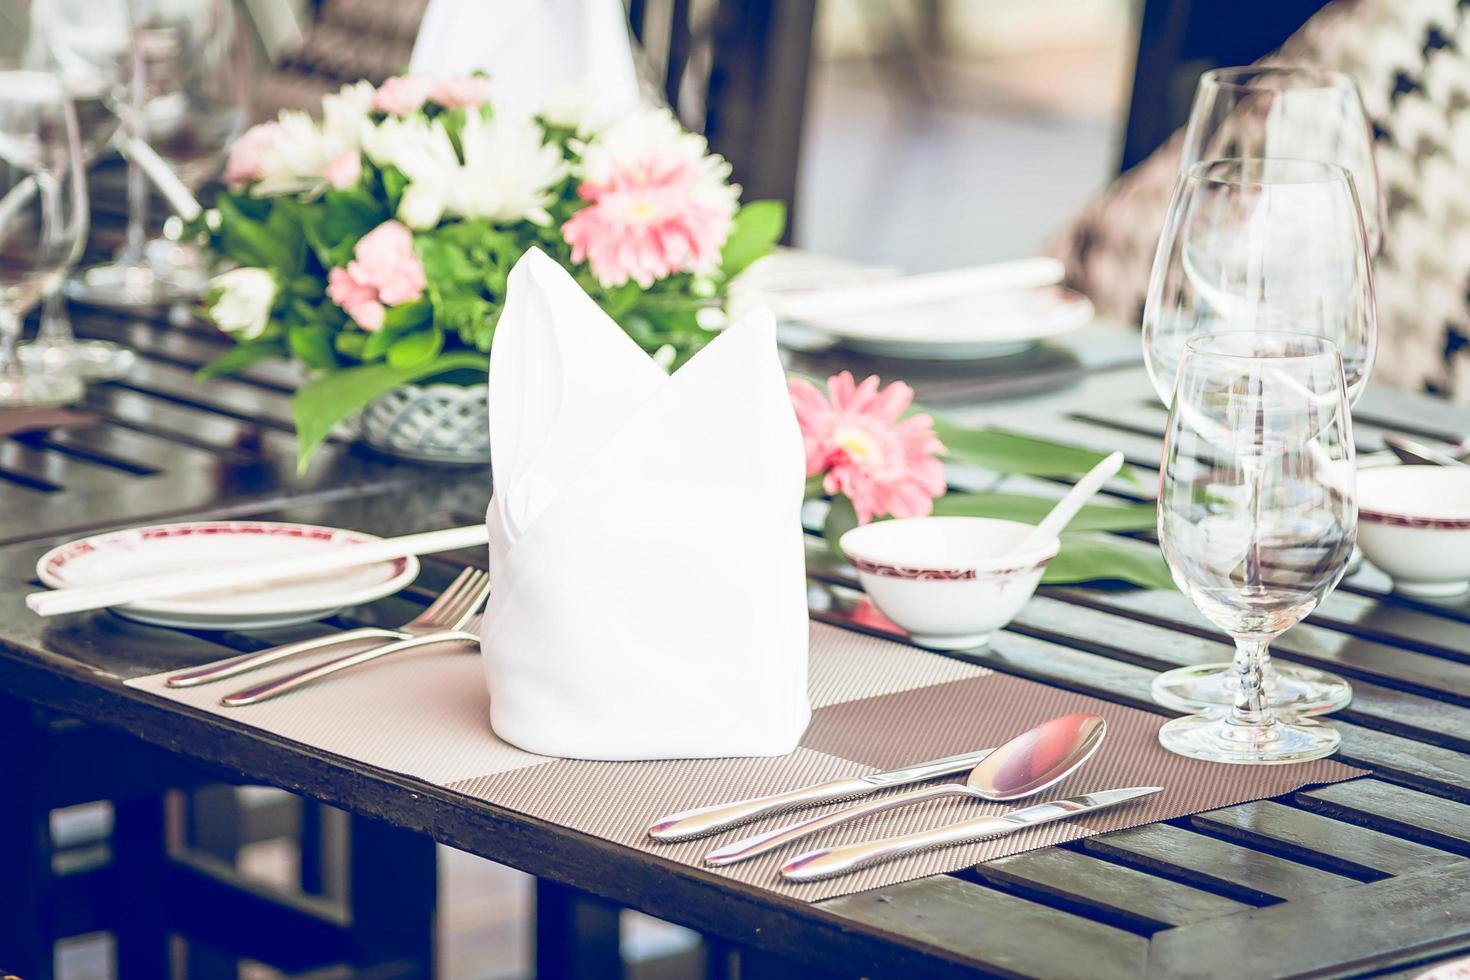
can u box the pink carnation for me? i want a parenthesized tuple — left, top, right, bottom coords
(561, 157, 732, 288)
(373, 75, 434, 115)
(430, 75, 492, 108)
(327, 267, 384, 332)
(326, 220, 426, 332)
(323, 150, 361, 190)
(789, 372, 947, 524)
(223, 121, 280, 189)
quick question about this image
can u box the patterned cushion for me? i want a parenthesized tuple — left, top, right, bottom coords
(1051, 0, 1470, 402)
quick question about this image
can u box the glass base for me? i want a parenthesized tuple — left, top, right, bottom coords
(1152, 662, 1352, 717)
(20, 339, 136, 381)
(0, 369, 84, 408)
(1159, 712, 1340, 764)
(67, 258, 202, 309)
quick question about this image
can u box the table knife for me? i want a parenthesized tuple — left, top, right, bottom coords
(646, 748, 996, 842)
(779, 785, 1162, 882)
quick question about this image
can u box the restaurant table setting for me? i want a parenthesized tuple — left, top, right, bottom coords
(13, 250, 1369, 906)
(15, 47, 1470, 968)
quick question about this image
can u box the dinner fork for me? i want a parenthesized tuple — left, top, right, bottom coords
(165, 567, 490, 688)
(220, 576, 490, 707)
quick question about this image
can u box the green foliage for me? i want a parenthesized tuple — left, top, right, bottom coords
(190, 107, 789, 468)
(931, 492, 1156, 532)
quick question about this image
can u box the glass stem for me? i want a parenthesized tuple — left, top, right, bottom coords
(0, 309, 21, 377)
(1229, 636, 1276, 730)
(38, 283, 72, 348)
(119, 44, 148, 268)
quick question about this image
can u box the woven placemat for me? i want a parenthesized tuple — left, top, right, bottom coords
(128, 621, 1365, 901)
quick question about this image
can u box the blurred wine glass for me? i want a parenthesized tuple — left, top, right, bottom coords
(3, 0, 135, 378)
(1181, 66, 1384, 256)
(0, 69, 88, 407)
(1157, 332, 1355, 764)
(1142, 158, 1375, 718)
(58, 0, 249, 310)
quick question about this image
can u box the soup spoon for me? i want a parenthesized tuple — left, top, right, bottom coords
(704, 711, 1105, 866)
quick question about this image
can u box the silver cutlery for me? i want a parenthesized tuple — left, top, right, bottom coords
(779, 786, 1163, 882)
(705, 712, 1104, 866)
(219, 578, 491, 707)
(1383, 434, 1470, 467)
(167, 567, 490, 688)
(647, 748, 1000, 842)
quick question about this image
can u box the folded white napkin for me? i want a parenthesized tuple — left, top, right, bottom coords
(408, 0, 642, 120)
(481, 249, 811, 760)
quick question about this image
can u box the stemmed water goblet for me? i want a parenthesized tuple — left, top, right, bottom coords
(0, 70, 88, 407)
(1157, 332, 1356, 763)
(1143, 158, 1376, 717)
(50, 0, 247, 311)
(1181, 67, 1384, 255)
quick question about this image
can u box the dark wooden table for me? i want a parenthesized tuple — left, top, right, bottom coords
(2, 288, 1470, 979)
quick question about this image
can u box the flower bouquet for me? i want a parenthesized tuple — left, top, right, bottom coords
(190, 76, 785, 467)
(791, 371, 1176, 589)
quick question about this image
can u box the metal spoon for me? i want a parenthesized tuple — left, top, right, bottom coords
(704, 712, 1105, 867)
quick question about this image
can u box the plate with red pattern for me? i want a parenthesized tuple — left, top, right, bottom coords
(36, 521, 420, 629)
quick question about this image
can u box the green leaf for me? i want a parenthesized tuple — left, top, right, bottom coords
(822, 494, 860, 560)
(381, 298, 433, 332)
(721, 200, 785, 279)
(196, 340, 281, 380)
(386, 325, 444, 369)
(291, 350, 489, 471)
(934, 421, 1138, 482)
(1043, 533, 1176, 589)
(323, 188, 386, 249)
(216, 197, 293, 270)
(932, 492, 1156, 532)
(287, 324, 337, 370)
(333, 331, 367, 359)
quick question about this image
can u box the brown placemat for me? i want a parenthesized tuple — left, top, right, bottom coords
(0, 406, 98, 438)
(128, 622, 1364, 901)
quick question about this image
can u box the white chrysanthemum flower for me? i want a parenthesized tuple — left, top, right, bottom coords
(208, 268, 276, 339)
(454, 110, 568, 225)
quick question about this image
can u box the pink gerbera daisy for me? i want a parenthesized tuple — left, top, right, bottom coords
(789, 372, 947, 524)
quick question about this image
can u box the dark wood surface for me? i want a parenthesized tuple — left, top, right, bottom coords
(2, 291, 1470, 978)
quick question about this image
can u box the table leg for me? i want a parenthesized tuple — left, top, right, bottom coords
(535, 878, 623, 980)
(0, 698, 54, 980)
(347, 813, 437, 972)
(111, 795, 173, 977)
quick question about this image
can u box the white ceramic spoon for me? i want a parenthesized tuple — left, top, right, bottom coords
(1013, 451, 1127, 554)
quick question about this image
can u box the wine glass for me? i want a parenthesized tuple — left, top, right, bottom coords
(58, 0, 248, 309)
(132, 0, 251, 295)
(1181, 67, 1383, 256)
(0, 69, 88, 407)
(5, 0, 135, 379)
(1143, 158, 1375, 717)
(1157, 332, 1355, 763)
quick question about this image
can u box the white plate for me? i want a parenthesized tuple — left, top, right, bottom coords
(802, 286, 1094, 361)
(36, 521, 420, 629)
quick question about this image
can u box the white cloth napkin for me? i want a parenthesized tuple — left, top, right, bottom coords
(481, 249, 812, 760)
(408, 0, 642, 120)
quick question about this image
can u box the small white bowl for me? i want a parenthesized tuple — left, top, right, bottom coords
(839, 516, 1059, 649)
(1356, 465, 1470, 597)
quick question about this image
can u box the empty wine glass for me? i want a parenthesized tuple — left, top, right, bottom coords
(1143, 158, 1375, 718)
(0, 70, 88, 407)
(0, 0, 134, 379)
(132, 0, 251, 295)
(1182, 67, 1383, 255)
(1158, 332, 1355, 764)
(57, 0, 246, 309)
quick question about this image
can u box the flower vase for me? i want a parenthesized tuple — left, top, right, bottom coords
(358, 381, 491, 464)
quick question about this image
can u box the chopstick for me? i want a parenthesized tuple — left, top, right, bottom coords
(766, 257, 1064, 322)
(27, 524, 489, 617)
